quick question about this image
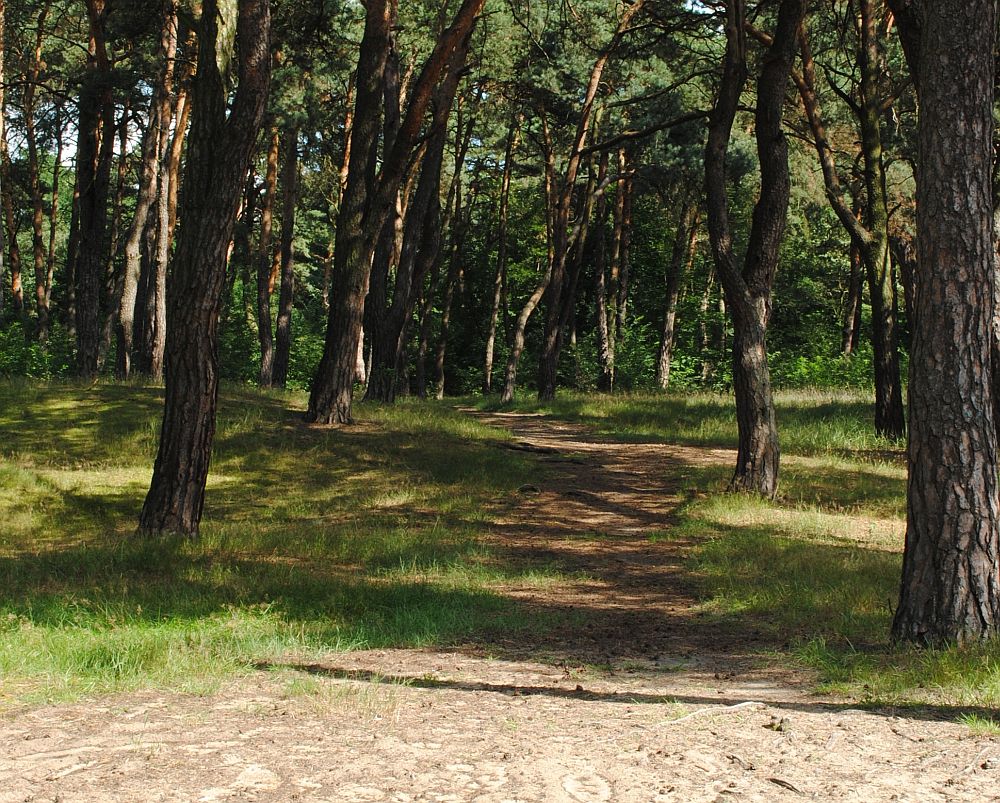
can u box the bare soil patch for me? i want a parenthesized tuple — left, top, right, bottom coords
(2, 409, 998, 802)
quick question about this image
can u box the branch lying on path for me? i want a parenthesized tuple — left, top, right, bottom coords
(665, 700, 765, 725)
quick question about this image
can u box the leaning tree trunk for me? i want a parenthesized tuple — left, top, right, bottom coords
(890, 0, 1000, 646)
(272, 125, 298, 388)
(365, 38, 468, 404)
(704, 0, 803, 497)
(139, 0, 270, 538)
(536, 0, 646, 402)
(307, 0, 486, 423)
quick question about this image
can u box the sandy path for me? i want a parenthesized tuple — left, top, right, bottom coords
(2, 410, 998, 802)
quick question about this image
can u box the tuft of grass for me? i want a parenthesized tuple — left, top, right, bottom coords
(957, 712, 1000, 735)
(0, 381, 572, 706)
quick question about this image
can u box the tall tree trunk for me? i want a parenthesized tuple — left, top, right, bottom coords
(365, 38, 469, 404)
(0, 0, 19, 323)
(891, 0, 1000, 646)
(74, 0, 115, 378)
(614, 157, 634, 345)
(139, 0, 271, 537)
(790, 12, 904, 438)
(100, 107, 130, 370)
(45, 113, 63, 320)
(483, 116, 518, 394)
(25, 2, 51, 340)
(657, 202, 699, 390)
(272, 125, 298, 388)
(704, 0, 804, 497)
(307, 0, 486, 423)
(256, 125, 279, 386)
(536, 0, 647, 401)
(593, 151, 614, 391)
(118, 0, 177, 378)
(857, 0, 905, 440)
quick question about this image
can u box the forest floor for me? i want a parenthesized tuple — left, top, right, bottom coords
(2, 406, 999, 802)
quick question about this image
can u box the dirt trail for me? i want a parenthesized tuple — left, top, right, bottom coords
(2, 410, 999, 802)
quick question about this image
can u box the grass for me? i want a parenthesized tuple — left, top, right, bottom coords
(479, 388, 1000, 713)
(0, 381, 578, 706)
(5, 381, 1000, 718)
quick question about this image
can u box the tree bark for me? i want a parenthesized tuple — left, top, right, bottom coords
(139, 0, 271, 537)
(307, 0, 486, 423)
(483, 115, 518, 394)
(25, 2, 51, 340)
(536, 0, 646, 401)
(791, 13, 904, 438)
(704, 0, 804, 497)
(118, 0, 177, 378)
(891, 0, 1000, 646)
(74, 0, 115, 378)
(272, 125, 298, 388)
(365, 38, 469, 404)
(256, 125, 279, 386)
(657, 202, 699, 389)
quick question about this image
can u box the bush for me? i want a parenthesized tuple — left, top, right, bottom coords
(0, 321, 75, 378)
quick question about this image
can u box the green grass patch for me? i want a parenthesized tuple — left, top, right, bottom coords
(0, 382, 573, 705)
(485, 388, 1000, 710)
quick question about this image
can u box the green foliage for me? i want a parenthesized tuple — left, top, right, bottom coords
(0, 322, 75, 379)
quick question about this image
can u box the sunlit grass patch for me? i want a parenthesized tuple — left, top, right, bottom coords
(0, 381, 564, 706)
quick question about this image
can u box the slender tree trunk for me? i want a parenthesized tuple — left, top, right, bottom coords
(307, 0, 486, 423)
(614, 159, 634, 345)
(537, 1, 646, 401)
(272, 125, 298, 388)
(25, 3, 51, 340)
(483, 116, 518, 394)
(657, 202, 699, 389)
(891, 0, 1000, 646)
(593, 151, 614, 391)
(74, 0, 115, 378)
(857, 0, 904, 440)
(45, 114, 62, 319)
(118, 0, 177, 378)
(842, 236, 863, 355)
(139, 0, 271, 537)
(365, 38, 469, 403)
(100, 108, 130, 370)
(791, 11, 904, 438)
(256, 125, 279, 386)
(704, 0, 804, 497)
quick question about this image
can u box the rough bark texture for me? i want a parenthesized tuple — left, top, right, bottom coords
(272, 126, 298, 388)
(307, 0, 486, 424)
(139, 0, 271, 538)
(891, 0, 1000, 646)
(118, 0, 176, 378)
(365, 40, 468, 404)
(704, 0, 803, 497)
(73, 0, 115, 378)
